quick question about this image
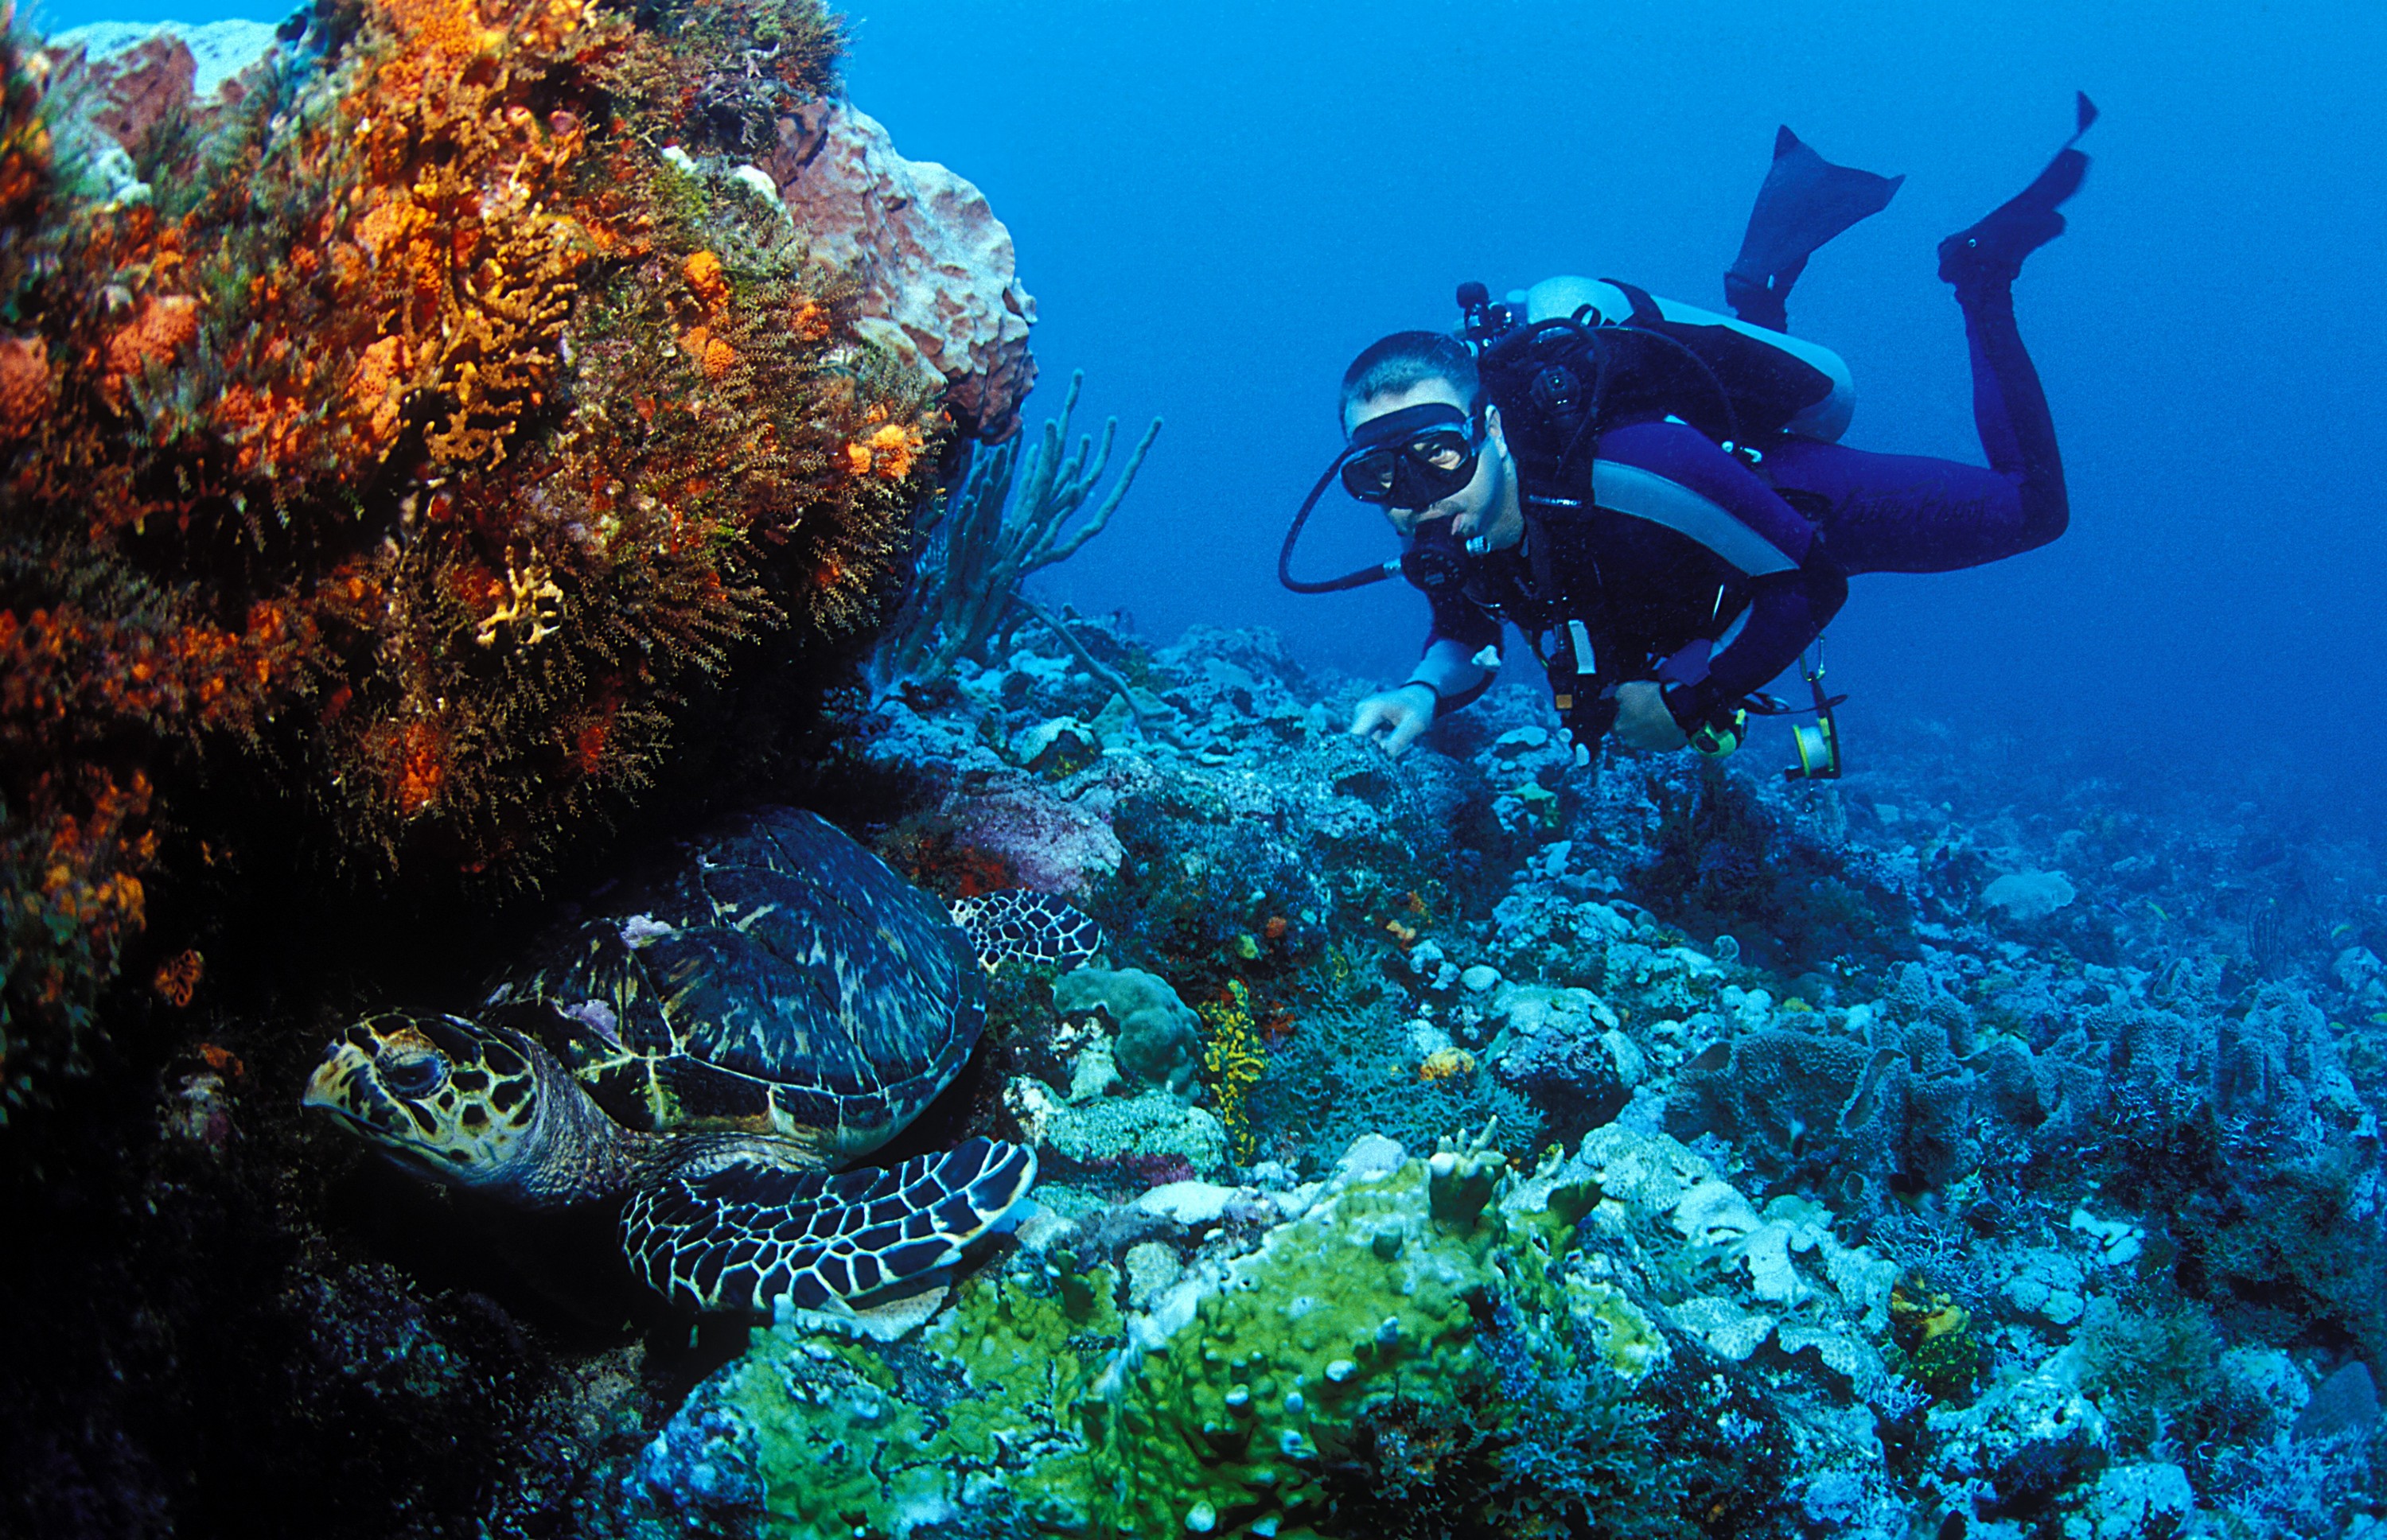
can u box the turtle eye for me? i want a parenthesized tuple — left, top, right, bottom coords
(380, 1052, 449, 1099)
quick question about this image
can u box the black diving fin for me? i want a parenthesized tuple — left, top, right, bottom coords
(2067, 90, 2100, 146)
(1938, 92, 2098, 287)
(1724, 126, 1904, 332)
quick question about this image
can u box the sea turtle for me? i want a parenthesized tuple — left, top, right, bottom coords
(304, 806, 1100, 1315)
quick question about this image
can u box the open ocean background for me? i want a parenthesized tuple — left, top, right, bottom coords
(37, 0, 2387, 822)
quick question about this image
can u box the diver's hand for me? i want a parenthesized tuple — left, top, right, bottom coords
(1350, 683, 1436, 759)
(1614, 682, 1688, 752)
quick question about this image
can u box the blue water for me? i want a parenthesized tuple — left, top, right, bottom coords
(40, 0, 2385, 819)
(835, 0, 2387, 822)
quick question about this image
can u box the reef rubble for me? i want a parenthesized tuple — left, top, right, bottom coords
(575, 615, 2387, 1539)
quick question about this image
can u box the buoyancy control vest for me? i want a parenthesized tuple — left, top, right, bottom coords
(1457, 277, 1857, 746)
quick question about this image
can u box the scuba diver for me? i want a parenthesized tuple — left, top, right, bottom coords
(1283, 97, 2097, 772)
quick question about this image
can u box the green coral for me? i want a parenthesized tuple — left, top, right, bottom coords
(1053, 965, 1201, 1096)
(1096, 1165, 1517, 1534)
(715, 1268, 1126, 1537)
(719, 1338, 940, 1535)
(731, 1155, 1626, 1538)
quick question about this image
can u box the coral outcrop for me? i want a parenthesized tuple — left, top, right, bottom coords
(771, 99, 1037, 441)
(0, 0, 1034, 1114)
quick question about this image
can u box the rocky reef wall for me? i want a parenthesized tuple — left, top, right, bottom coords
(0, 0, 1030, 1121)
(0, 3, 1045, 1534)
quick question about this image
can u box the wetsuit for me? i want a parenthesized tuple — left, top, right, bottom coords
(1419, 267, 2068, 741)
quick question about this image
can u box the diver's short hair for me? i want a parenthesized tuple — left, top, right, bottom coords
(1339, 331, 1479, 427)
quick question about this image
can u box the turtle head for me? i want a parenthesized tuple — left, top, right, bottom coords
(305, 1011, 551, 1192)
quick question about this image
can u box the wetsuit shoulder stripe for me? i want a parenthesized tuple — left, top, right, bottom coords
(1589, 461, 1800, 577)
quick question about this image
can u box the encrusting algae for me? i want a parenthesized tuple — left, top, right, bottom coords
(0, 0, 945, 1114)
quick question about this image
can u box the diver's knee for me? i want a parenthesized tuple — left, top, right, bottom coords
(2019, 488, 2070, 551)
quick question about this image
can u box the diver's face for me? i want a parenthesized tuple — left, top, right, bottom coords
(1344, 381, 1521, 550)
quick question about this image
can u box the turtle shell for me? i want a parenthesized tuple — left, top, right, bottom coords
(494, 807, 985, 1161)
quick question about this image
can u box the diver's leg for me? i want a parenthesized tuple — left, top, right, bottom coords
(1762, 115, 2089, 570)
(1758, 438, 2028, 574)
(1950, 277, 2067, 551)
(1930, 141, 2089, 553)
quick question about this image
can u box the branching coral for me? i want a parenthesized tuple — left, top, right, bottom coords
(0, 0, 950, 1110)
(867, 368, 1158, 694)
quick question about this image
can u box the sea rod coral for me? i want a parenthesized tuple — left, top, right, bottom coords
(869, 369, 1160, 698)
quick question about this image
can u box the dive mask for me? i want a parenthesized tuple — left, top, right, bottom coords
(1279, 401, 1490, 596)
(1338, 402, 1485, 509)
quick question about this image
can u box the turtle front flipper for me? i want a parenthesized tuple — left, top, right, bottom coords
(621, 1137, 1036, 1313)
(948, 892, 1106, 972)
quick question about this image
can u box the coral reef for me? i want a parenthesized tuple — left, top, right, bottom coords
(775, 614, 2387, 1539)
(7, 66, 2387, 1520)
(0, 0, 1040, 1114)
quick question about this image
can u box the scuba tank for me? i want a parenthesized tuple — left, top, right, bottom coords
(1463, 276, 1856, 476)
